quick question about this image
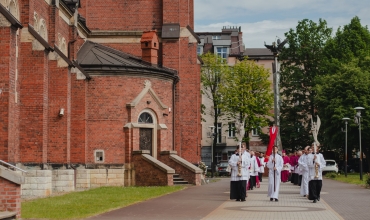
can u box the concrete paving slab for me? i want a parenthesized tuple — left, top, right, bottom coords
(85, 177, 369, 220)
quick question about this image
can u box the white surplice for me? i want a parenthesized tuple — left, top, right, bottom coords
(298, 153, 309, 196)
(229, 151, 251, 181)
(267, 153, 283, 199)
(249, 156, 259, 176)
(307, 153, 326, 180)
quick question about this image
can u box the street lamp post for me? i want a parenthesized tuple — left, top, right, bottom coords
(342, 117, 350, 177)
(354, 107, 364, 181)
(209, 126, 215, 178)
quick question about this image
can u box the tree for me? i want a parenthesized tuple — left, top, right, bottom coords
(323, 16, 370, 75)
(219, 58, 273, 146)
(317, 17, 370, 170)
(200, 52, 229, 176)
(316, 58, 370, 168)
(279, 19, 332, 151)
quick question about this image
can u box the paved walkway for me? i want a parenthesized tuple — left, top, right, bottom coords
(86, 177, 370, 220)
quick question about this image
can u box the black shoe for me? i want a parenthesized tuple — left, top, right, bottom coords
(303, 195, 306, 197)
(270, 198, 273, 201)
(241, 199, 246, 202)
(236, 199, 240, 201)
(275, 199, 279, 202)
(313, 199, 317, 203)
(317, 197, 320, 201)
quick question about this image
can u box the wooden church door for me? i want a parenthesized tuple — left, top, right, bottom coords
(139, 128, 153, 155)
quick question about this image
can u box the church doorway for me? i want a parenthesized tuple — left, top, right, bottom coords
(138, 112, 155, 156)
(139, 128, 153, 155)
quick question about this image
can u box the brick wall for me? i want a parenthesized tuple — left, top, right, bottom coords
(84, 76, 173, 164)
(0, 177, 21, 218)
(0, 26, 11, 162)
(47, 61, 69, 163)
(70, 73, 87, 163)
(2, 0, 201, 188)
(132, 152, 174, 186)
(18, 42, 49, 163)
(80, 0, 163, 31)
(162, 39, 201, 164)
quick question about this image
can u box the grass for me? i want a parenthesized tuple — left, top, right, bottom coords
(22, 185, 185, 219)
(325, 172, 369, 186)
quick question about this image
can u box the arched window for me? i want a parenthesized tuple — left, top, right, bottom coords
(138, 112, 153, 124)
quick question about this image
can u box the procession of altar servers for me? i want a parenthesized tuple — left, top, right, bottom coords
(228, 145, 326, 203)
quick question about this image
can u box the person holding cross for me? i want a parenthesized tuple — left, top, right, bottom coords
(267, 146, 283, 202)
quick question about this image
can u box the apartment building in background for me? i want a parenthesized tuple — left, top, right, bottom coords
(196, 26, 274, 168)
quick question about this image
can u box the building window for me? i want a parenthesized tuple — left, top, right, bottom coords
(216, 47, 227, 58)
(138, 112, 153, 124)
(215, 107, 221, 115)
(252, 128, 259, 136)
(95, 150, 104, 163)
(197, 46, 202, 55)
(228, 123, 235, 137)
(217, 123, 222, 143)
(212, 35, 221, 40)
(215, 152, 222, 164)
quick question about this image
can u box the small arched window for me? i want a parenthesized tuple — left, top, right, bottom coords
(138, 112, 153, 124)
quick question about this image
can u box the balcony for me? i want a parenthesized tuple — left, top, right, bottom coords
(216, 135, 226, 146)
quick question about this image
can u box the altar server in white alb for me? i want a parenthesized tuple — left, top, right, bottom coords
(307, 144, 326, 203)
(248, 150, 259, 190)
(229, 145, 251, 201)
(267, 146, 283, 202)
(298, 146, 311, 197)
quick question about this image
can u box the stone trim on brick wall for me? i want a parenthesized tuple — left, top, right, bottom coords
(0, 166, 24, 185)
(126, 80, 168, 110)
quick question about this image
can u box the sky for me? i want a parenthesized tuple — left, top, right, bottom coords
(194, 0, 370, 48)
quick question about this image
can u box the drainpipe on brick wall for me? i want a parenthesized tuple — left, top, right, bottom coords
(178, 40, 181, 156)
(172, 80, 175, 151)
(68, 39, 77, 60)
(172, 78, 179, 151)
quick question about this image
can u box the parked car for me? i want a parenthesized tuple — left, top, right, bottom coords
(322, 159, 338, 174)
(216, 161, 230, 176)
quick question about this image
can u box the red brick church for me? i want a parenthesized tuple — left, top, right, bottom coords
(0, 0, 202, 204)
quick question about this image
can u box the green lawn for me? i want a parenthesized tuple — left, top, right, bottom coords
(325, 172, 369, 186)
(22, 186, 185, 219)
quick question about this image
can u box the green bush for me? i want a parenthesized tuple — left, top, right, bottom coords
(366, 173, 370, 188)
(325, 172, 337, 179)
(205, 171, 220, 177)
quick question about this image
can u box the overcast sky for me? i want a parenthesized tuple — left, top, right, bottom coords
(194, 0, 370, 48)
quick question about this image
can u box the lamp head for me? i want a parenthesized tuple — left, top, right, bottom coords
(59, 108, 65, 117)
(354, 107, 365, 113)
(342, 117, 350, 121)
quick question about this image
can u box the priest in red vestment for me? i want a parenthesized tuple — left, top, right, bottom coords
(281, 150, 290, 182)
